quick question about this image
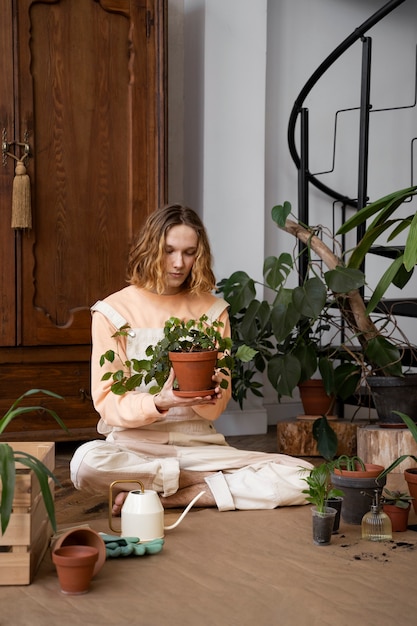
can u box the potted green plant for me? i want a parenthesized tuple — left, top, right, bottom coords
(0, 389, 66, 534)
(219, 186, 417, 427)
(381, 488, 413, 532)
(301, 462, 343, 545)
(330, 455, 386, 525)
(100, 314, 254, 396)
(218, 255, 358, 411)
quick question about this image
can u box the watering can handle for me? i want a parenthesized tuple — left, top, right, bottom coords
(108, 479, 145, 533)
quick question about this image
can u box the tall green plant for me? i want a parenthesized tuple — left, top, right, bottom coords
(0, 389, 67, 534)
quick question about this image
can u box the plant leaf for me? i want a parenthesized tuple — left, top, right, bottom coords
(365, 336, 402, 376)
(324, 266, 365, 292)
(271, 201, 292, 227)
(366, 255, 405, 313)
(292, 277, 327, 318)
(312, 416, 338, 460)
(267, 354, 301, 398)
(404, 211, 417, 270)
(0, 444, 15, 534)
(14, 452, 58, 532)
(235, 345, 258, 363)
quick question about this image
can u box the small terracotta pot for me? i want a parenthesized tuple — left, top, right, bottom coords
(298, 379, 334, 415)
(52, 545, 98, 595)
(382, 503, 411, 532)
(51, 527, 106, 577)
(169, 349, 218, 393)
(404, 468, 417, 515)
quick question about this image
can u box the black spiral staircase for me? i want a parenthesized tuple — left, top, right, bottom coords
(288, 0, 417, 318)
(287, 0, 417, 410)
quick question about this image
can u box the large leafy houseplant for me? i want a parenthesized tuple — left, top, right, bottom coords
(0, 389, 67, 534)
(100, 314, 255, 396)
(219, 186, 417, 411)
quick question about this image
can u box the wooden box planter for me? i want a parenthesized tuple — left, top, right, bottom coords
(0, 442, 55, 585)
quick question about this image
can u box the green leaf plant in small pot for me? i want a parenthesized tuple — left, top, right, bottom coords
(377, 411, 417, 516)
(330, 455, 386, 525)
(381, 488, 413, 532)
(301, 462, 344, 545)
(100, 314, 255, 397)
(0, 389, 67, 535)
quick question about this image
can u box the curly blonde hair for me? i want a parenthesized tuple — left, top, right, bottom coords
(127, 204, 216, 294)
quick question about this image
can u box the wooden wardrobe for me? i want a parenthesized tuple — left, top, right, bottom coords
(0, 0, 167, 440)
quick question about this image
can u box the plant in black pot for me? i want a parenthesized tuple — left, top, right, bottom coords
(100, 314, 254, 396)
(220, 186, 417, 427)
(272, 187, 417, 427)
(301, 462, 344, 545)
(330, 455, 386, 525)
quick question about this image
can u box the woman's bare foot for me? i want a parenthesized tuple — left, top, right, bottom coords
(113, 491, 128, 516)
(111, 470, 217, 515)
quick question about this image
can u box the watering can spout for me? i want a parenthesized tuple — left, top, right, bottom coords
(164, 490, 206, 530)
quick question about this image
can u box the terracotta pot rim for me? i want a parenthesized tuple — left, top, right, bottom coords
(52, 545, 98, 565)
(169, 349, 218, 360)
(333, 463, 384, 478)
(404, 467, 417, 483)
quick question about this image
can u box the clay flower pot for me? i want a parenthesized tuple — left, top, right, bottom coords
(52, 545, 98, 595)
(404, 468, 417, 515)
(382, 503, 411, 532)
(51, 527, 106, 578)
(169, 349, 218, 396)
(298, 379, 334, 416)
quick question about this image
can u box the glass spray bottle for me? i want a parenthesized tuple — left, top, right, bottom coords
(361, 489, 392, 541)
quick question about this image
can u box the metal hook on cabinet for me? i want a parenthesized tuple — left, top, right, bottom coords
(2, 129, 31, 166)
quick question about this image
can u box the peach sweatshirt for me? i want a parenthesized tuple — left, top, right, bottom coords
(90, 285, 231, 436)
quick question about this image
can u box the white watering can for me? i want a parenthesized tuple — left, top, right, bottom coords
(109, 479, 205, 542)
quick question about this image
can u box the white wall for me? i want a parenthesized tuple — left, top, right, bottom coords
(168, 0, 417, 433)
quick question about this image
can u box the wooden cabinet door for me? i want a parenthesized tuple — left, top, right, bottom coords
(1, 0, 166, 348)
(0, 0, 166, 439)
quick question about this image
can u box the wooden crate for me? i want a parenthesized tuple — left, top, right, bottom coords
(0, 442, 55, 585)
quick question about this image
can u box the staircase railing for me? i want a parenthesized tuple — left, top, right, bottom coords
(288, 0, 408, 221)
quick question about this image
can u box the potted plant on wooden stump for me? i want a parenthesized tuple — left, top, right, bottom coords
(301, 462, 344, 545)
(219, 187, 417, 427)
(381, 488, 413, 532)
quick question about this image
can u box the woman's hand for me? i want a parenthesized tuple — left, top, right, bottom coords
(153, 368, 222, 412)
